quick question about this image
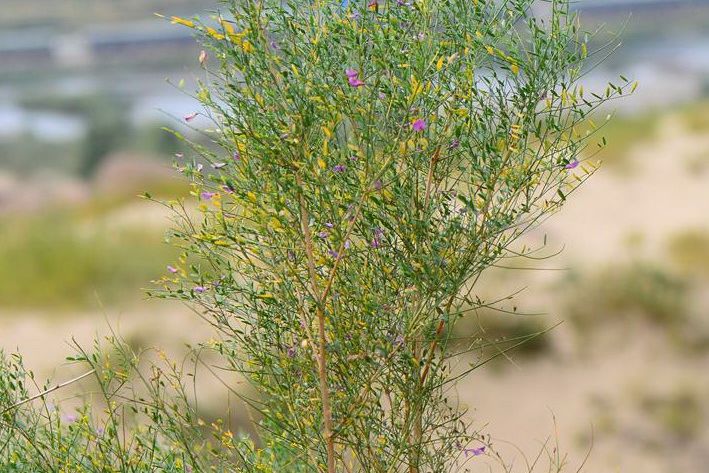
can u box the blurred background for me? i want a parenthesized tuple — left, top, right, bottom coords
(1, 1, 708, 472)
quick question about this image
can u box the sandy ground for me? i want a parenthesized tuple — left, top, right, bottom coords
(1, 114, 708, 472)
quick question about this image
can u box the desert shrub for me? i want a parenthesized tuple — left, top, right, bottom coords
(563, 263, 687, 331)
(1, 0, 629, 471)
(666, 229, 709, 277)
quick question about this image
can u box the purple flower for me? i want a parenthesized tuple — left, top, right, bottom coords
(332, 164, 346, 173)
(325, 222, 334, 228)
(184, 112, 198, 122)
(565, 159, 580, 170)
(62, 413, 77, 424)
(344, 240, 351, 249)
(221, 184, 235, 194)
(200, 191, 216, 200)
(448, 139, 461, 150)
(318, 231, 329, 239)
(373, 179, 383, 191)
(167, 265, 179, 274)
(328, 249, 339, 259)
(412, 119, 426, 132)
(346, 69, 365, 87)
(194, 286, 207, 293)
(371, 227, 385, 248)
(462, 446, 486, 457)
(287, 345, 297, 358)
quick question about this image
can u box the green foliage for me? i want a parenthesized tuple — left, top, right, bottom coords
(1, 0, 628, 471)
(151, 0, 625, 471)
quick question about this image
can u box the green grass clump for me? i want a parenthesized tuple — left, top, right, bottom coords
(0, 206, 177, 312)
(563, 263, 687, 331)
(639, 387, 704, 440)
(585, 112, 660, 170)
(666, 229, 709, 278)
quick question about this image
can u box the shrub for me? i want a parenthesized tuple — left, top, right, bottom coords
(1, 0, 629, 471)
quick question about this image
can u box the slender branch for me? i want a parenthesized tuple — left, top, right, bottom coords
(297, 176, 336, 473)
(1, 369, 96, 415)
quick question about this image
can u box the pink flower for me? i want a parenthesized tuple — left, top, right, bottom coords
(167, 265, 179, 274)
(200, 191, 216, 200)
(412, 118, 426, 132)
(184, 112, 198, 122)
(346, 68, 365, 87)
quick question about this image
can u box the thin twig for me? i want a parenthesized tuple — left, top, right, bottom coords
(1, 369, 96, 415)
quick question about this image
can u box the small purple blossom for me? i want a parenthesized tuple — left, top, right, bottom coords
(346, 68, 365, 87)
(194, 286, 207, 294)
(62, 413, 77, 424)
(462, 446, 486, 457)
(325, 222, 334, 228)
(200, 191, 216, 200)
(318, 231, 329, 239)
(286, 345, 297, 358)
(328, 249, 339, 259)
(344, 240, 351, 249)
(167, 265, 179, 274)
(332, 164, 347, 173)
(371, 227, 385, 248)
(373, 179, 383, 191)
(565, 159, 580, 170)
(448, 139, 461, 150)
(221, 184, 235, 194)
(412, 118, 426, 132)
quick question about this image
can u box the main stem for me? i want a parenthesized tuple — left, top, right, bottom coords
(298, 180, 336, 473)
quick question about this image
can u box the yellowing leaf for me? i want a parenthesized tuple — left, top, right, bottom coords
(171, 16, 194, 28)
(206, 27, 225, 40)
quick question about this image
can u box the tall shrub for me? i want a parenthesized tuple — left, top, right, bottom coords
(0, 1, 632, 472)
(154, 0, 630, 471)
